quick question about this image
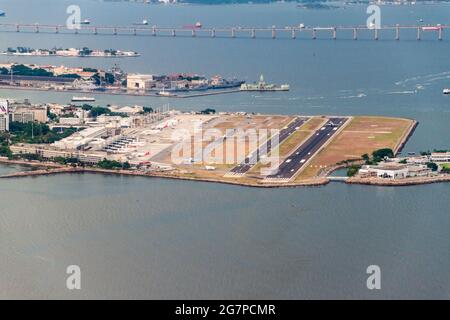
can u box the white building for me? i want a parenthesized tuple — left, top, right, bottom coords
(359, 163, 432, 179)
(0, 99, 9, 131)
(59, 117, 83, 125)
(430, 152, 450, 163)
(127, 74, 154, 90)
(53, 127, 107, 150)
(109, 105, 144, 115)
(10, 106, 48, 123)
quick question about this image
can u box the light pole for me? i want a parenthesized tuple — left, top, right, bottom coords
(9, 67, 18, 85)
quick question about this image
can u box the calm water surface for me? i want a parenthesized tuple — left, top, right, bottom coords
(0, 1, 449, 299)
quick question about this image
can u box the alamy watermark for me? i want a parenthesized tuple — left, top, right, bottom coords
(366, 265, 381, 290)
(66, 5, 81, 30)
(66, 265, 81, 290)
(366, 5, 381, 30)
(170, 121, 280, 176)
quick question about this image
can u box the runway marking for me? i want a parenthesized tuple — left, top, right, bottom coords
(344, 130, 392, 134)
(224, 172, 245, 178)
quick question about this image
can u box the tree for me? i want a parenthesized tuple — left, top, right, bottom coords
(81, 104, 93, 111)
(372, 148, 394, 162)
(347, 164, 361, 177)
(122, 162, 131, 170)
(361, 153, 370, 164)
(97, 159, 123, 170)
(89, 106, 111, 118)
(200, 108, 216, 115)
(11, 64, 53, 77)
(426, 162, 438, 172)
(143, 107, 153, 113)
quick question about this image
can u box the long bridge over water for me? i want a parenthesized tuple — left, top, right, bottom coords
(0, 23, 448, 41)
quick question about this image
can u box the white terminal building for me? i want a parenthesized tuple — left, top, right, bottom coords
(53, 127, 107, 150)
(359, 162, 434, 179)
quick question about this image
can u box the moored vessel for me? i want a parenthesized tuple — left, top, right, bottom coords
(71, 96, 96, 102)
(240, 74, 290, 92)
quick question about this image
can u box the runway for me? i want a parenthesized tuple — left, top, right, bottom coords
(228, 117, 310, 175)
(266, 117, 348, 180)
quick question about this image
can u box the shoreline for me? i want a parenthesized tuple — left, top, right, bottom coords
(0, 115, 428, 188)
(347, 175, 450, 187)
(0, 85, 242, 99)
(2, 158, 450, 188)
(0, 158, 329, 188)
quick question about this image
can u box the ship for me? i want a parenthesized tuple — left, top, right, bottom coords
(156, 89, 176, 97)
(71, 96, 96, 102)
(443, 89, 450, 94)
(133, 19, 149, 26)
(209, 75, 245, 89)
(0, 10, 5, 17)
(240, 74, 290, 92)
(422, 25, 442, 31)
(80, 19, 91, 25)
(183, 21, 202, 29)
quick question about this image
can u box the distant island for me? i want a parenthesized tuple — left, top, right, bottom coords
(1, 47, 140, 58)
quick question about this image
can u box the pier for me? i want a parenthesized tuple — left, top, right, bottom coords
(0, 23, 447, 41)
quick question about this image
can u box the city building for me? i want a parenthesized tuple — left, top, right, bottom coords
(0, 99, 9, 131)
(53, 127, 107, 150)
(10, 105, 48, 123)
(430, 152, 450, 163)
(127, 74, 154, 90)
(59, 117, 84, 125)
(10, 144, 104, 164)
(358, 163, 433, 179)
(108, 105, 144, 115)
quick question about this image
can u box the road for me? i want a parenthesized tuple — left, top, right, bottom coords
(228, 117, 309, 175)
(266, 117, 348, 180)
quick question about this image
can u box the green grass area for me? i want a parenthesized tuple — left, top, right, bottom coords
(9, 122, 77, 144)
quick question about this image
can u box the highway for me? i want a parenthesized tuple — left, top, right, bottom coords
(266, 117, 348, 180)
(228, 117, 309, 175)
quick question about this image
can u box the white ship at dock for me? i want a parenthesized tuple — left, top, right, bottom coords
(240, 74, 289, 92)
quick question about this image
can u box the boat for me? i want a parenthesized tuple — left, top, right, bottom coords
(71, 96, 96, 102)
(156, 89, 176, 97)
(443, 89, 450, 94)
(80, 19, 91, 25)
(209, 76, 245, 89)
(72, 79, 98, 91)
(240, 74, 290, 92)
(422, 25, 442, 31)
(0, 10, 5, 17)
(133, 19, 149, 26)
(183, 21, 202, 29)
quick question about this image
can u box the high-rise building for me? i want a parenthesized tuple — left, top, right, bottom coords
(0, 99, 9, 131)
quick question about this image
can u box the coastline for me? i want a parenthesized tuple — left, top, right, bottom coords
(0, 85, 242, 99)
(347, 175, 450, 187)
(0, 117, 430, 188)
(0, 158, 329, 188)
(2, 158, 450, 188)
